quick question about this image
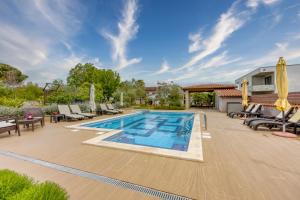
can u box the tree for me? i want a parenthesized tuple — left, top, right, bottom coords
(134, 79, 146, 104)
(156, 82, 170, 106)
(98, 70, 120, 101)
(191, 92, 215, 106)
(113, 79, 145, 106)
(67, 63, 99, 87)
(15, 82, 43, 101)
(0, 63, 28, 86)
(156, 82, 183, 107)
(67, 63, 120, 101)
(76, 82, 103, 102)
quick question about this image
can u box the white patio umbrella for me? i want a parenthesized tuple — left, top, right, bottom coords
(120, 92, 124, 107)
(89, 84, 96, 112)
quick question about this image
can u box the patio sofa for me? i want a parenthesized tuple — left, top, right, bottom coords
(0, 117, 20, 136)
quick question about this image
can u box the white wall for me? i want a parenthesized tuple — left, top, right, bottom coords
(217, 97, 242, 112)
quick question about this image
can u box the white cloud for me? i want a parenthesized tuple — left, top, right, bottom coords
(0, 23, 48, 69)
(102, 0, 142, 70)
(247, 0, 279, 9)
(237, 41, 300, 67)
(188, 33, 202, 53)
(199, 51, 241, 69)
(154, 60, 171, 75)
(0, 0, 95, 83)
(177, 2, 248, 71)
(169, 52, 241, 82)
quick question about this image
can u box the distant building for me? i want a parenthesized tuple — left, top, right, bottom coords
(235, 64, 300, 95)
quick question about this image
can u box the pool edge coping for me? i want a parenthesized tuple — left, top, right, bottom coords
(66, 110, 203, 162)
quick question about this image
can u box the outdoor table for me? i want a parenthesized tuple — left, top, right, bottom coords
(18, 118, 43, 131)
(50, 114, 65, 123)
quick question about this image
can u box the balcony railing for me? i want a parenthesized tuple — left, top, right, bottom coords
(252, 84, 275, 92)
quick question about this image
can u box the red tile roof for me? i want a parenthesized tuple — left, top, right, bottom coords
(183, 84, 235, 89)
(145, 87, 157, 91)
(183, 84, 236, 92)
(215, 89, 242, 97)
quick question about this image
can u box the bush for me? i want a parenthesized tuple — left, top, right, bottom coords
(0, 106, 23, 117)
(9, 182, 68, 200)
(41, 104, 58, 115)
(0, 97, 24, 108)
(0, 170, 68, 200)
(0, 169, 33, 200)
(78, 103, 91, 113)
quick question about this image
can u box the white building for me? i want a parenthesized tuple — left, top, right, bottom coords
(235, 64, 300, 95)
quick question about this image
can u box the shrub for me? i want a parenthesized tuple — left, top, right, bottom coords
(0, 169, 33, 200)
(0, 106, 23, 117)
(41, 104, 58, 115)
(0, 170, 68, 200)
(0, 97, 24, 108)
(9, 182, 68, 200)
(78, 103, 91, 113)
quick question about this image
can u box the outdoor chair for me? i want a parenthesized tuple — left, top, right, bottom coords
(99, 104, 118, 115)
(69, 105, 96, 118)
(0, 117, 21, 136)
(228, 103, 255, 118)
(58, 105, 84, 121)
(250, 109, 300, 133)
(106, 104, 123, 113)
(0, 117, 20, 136)
(244, 107, 294, 126)
(230, 104, 262, 118)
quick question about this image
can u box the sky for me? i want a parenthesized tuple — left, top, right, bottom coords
(1, 0, 300, 86)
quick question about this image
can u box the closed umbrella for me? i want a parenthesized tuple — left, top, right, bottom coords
(274, 57, 291, 134)
(241, 79, 248, 109)
(89, 84, 96, 112)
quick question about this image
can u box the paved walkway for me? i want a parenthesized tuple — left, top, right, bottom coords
(0, 110, 300, 200)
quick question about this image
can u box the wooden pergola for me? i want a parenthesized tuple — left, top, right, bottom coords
(182, 84, 236, 108)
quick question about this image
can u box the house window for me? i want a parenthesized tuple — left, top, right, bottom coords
(265, 76, 272, 85)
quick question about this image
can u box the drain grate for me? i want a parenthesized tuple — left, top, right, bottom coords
(0, 150, 192, 200)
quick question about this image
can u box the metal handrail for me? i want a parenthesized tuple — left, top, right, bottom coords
(200, 111, 207, 132)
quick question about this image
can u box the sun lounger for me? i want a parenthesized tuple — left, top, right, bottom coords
(228, 103, 255, 118)
(106, 104, 123, 113)
(70, 105, 96, 118)
(230, 104, 262, 118)
(58, 105, 84, 121)
(251, 109, 300, 133)
(99, 104, 118, 115)
(244, 107, 293, 126)
(0, 117, 20, 136)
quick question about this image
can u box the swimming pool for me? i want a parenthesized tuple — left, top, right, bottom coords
(81, 111, 194, 151)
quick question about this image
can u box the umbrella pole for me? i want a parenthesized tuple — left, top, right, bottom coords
(282, 110, 285, 133)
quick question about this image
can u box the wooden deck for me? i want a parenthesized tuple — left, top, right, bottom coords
(0, 110, 300, 200)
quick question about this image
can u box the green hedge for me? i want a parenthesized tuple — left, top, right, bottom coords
(0, 170, 68, 200)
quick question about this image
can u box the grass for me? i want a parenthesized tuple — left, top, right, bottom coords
(0, 170, 68, 200)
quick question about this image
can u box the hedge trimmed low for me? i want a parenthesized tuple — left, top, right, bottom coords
(0, 170, 68, 200)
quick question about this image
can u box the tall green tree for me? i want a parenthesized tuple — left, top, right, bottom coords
(156, 82, 183, 107)
(67, 63, 120, 101)
(113, 79, 145, 106)
(0, 63, 28, 85)
(67, 63, 99, 87)
(99, 70, 120, 101)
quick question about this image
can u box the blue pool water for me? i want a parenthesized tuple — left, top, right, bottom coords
(81, 111, 194, 151)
